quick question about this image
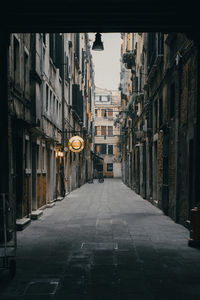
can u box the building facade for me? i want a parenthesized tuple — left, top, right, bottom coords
(119, 32, 199, 226)
(6, 33, 94, 230)
(93, 87, 122, 178)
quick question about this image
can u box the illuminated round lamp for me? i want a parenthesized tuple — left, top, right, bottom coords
(58, 151, 64, 157)
(68, 136, 84, 153)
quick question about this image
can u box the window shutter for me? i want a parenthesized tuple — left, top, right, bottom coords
(101, 144, 107, 154)
(82, 49, 85, 78)
(108, 145, 113, 155)
(76, 33, 80, 61)
(55, 34, 62, 76)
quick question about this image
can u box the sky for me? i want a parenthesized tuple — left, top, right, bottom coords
(89, 33, 121, 91)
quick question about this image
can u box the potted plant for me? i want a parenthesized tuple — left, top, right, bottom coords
(122, 51, 135, 69)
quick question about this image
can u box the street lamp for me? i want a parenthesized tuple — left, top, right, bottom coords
(56, 150, 64, 158)
(58, 151, 64, 157)
(92, 33, 104, 51)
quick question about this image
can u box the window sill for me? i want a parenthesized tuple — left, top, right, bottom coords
(37, 169, 41, 174)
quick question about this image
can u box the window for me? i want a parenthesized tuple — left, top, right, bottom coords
(25, 138, 30, 169)
(24, 52, 28, 94)
(95, 109, 98, 116)
(108, 109, 113, 117)
(134, 76, 138, 93)
(102, 96, 108, 102)
(107, 163, 113, 172)
(56, 99, 59, 119)
(36, 144, 40, 170)
(42, 144, 45, 170)
(95, 144, 101, 153)
(108, 126, 113, 137)
(49, 33, 63, 77)
(53, 95, 56, 117)
(95, 144, 106, 154)
(75, 33, 80, 61)
(58, 102, 60, 120)
(65, 54, 69, 82)
(139, 67, 143, 93)
(95, 126, 100, 136)
(14, 37, 20, 85)
(46, 85, 49, 112)
(95, 95, 100, 102)
(101, 126, 106, 136)
(101, 109, 107, 118)
(157, 32, 164, 55)
(49, 33, 55, 61)
(170, 83, 175, 118)
(97, 109, 101, 117)
(43, 33, 46, 45)
(50, 90, 52, 114)
(101, 144, 107, 154)
(154, 100, 158, 134)
(108, 145, 113, 155)
(159, 97, 163, 127)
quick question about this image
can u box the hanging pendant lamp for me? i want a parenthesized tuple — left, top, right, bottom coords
(92, 32, 104, 51)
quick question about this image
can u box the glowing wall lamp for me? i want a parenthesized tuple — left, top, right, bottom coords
(92, 33, 104, 51)
(56, 150, 64, 158)
(58, 151, 64, 157)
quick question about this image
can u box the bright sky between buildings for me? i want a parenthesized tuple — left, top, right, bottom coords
(89, 33, 121, 91)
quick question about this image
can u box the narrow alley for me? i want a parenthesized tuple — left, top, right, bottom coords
(1, 179, 200, 300)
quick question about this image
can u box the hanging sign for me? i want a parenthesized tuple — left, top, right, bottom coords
(68, 136, 84, 153)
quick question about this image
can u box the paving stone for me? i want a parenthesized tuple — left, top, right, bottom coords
(2, 179, 200, 300)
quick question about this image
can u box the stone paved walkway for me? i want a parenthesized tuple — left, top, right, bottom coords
(1, 179, 200, 299)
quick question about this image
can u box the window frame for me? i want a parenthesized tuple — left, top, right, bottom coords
(107, 163, 113, 172)
(108, 145, 113, 155)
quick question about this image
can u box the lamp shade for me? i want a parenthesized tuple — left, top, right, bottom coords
(92, 33, 104, 51)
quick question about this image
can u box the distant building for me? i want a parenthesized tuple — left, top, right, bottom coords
(93, 87, 122, 178)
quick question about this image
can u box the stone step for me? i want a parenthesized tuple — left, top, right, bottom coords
(30, 210, 43, 220)
(46, 202, 56, 208)
(16, 217, 31, 231)
(56, 196, 63, 201)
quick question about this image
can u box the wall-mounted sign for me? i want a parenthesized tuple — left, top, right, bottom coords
(68, 136, 84, 153)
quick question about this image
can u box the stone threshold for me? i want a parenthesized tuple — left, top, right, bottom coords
(16, 217, 31, 231)
(30, 210, 43, 220)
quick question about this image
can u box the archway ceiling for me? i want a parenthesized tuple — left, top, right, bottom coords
(1, 0, 199, 33)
